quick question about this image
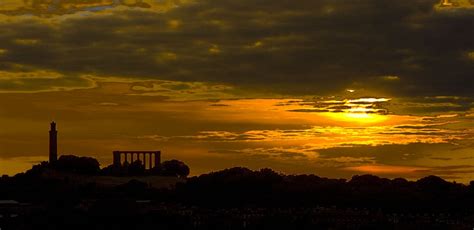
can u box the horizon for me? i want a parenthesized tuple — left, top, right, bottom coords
(1, 0, 474, 183)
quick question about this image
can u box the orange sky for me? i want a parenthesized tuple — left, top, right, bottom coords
(1, 80, 473, 181)
(0, 0, 474, 182)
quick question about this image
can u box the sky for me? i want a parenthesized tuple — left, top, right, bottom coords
(0, 0, 473, 182)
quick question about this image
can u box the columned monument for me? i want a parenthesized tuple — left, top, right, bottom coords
(46, 121, 161, 169)
(113, 151, 161, 169)
(49, 121, 58, 163)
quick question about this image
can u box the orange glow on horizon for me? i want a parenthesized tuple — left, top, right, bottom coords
(346, 165, 427, 174)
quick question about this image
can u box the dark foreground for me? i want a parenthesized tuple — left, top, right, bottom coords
(2, 167, 474, 229)
(2, 202, 474, 230)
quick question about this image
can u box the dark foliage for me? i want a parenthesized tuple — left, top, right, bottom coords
(53, 155, 100, 175)
(177, 167, 473, 211)
(3, 166, 474, 229)
(160, 160, 190, 178)
(128, 160, 146, 176)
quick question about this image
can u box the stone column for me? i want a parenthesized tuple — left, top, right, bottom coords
(149, 153, 153, 169)
(113, 151, 121, 166)
(154, 151, 161, 168)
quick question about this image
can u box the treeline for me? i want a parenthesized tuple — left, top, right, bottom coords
(2, 165, 474, 212)
(3, 167, 474, 229)
(176, 167, 474, 211)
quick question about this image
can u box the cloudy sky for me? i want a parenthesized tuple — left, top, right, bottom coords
(0, 0, 473, 181)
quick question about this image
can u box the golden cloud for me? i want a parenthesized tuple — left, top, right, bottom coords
(468, 51, 474, 60)
(0, 0, 193, 16)
(435, 0, 474, 10)
(0, 70, 62, 80)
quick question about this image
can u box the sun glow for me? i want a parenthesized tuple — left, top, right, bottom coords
(315, 97, 392, 124)
(347, 98, 390, 103)
(323, 112, 389, 124)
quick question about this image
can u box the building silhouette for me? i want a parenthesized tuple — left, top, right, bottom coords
(46, 121, 161, 169)
(113, 151, 161, 169)
(49, 122, 57, 163)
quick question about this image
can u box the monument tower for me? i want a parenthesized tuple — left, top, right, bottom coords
(49, 121, 58, 163)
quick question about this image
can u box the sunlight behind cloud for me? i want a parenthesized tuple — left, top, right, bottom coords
(435, 0, 474, 10)
(288, 97, 392, 124)
(323, 112, 389, 124)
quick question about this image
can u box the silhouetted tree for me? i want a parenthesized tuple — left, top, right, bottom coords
(129, 160, 146, 176)
(53, 155, 100, 175)
(101, 164, 124, 176)
(149, 164, 162, 175)
(24, 161, 50, 177)
(349, 174, 391, 186)
(416, 175, 450, 192)
(161, 160, 190, 178)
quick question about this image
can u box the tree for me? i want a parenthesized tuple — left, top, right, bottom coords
(24, 161, 50, 177)
(101, 164, 125, 176)
(161, 160, 190, 178)
(53, 155, 100, 175)
(129, 160, 145, 176)
(416, 175, 451, 192)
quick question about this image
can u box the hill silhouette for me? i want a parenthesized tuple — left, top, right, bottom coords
(2, 163, 474, 229)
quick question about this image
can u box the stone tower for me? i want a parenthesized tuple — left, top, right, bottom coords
(49, 121, 58, 163)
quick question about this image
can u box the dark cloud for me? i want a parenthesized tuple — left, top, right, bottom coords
(317, 143, 447, 165)
(430, 157, 453, 161)
(208, 149, 242, 155)
(279, 152, 307, 158)
(208, 147, 309, 160)
(209, 103, 230, 107)
(0, 0, 473, 99)
(388, 96, 474, 114)
(286, 97, 391, 115)
(0, 0, 153, 16)
(287, 109, 330, 113)
(414, 165, 474, 176)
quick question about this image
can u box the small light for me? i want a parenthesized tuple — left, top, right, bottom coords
(441, 0, 453, 6)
